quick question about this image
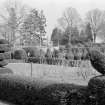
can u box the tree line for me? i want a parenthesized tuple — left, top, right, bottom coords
(51, 7, 105, 47)
(0, 0, 46, 46)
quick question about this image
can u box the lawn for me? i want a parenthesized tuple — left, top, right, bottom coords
(5, 61, 100, 85)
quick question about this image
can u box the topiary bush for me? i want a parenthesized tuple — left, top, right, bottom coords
(23, 47, 43, 63)
(40, 83, 88, 105)
(0, 67, 13, 74)
(65, 50, 74, 60)
(13, 49, 27, 60)
(88, 75, 105, 105)
(0, 39, 11, 52)
(4, 52, 11, 59)
(27, 57, 40, 63)
(52, 49, 59, 58)
(23, 47, 40, 57)
(45, 48, 53, 64)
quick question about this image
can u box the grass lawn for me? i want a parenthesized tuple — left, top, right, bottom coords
(5, 62, 100, 85)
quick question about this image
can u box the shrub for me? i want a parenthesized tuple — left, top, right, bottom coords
(52, 49, 59, 58)
(72, 47, 81, 60)
(4, 52, 11, 59)
(23, 47, 41, 57)
(0, 60, 8, 67)
(0, 39, 11, 52)
(40, 83, 88, 105)
(27, 57, 40, 63)
(23, 47, 45, 63)
(88, 75, 105, 105)
(0, 53, 5, 60)
(65, 49, 74, 60)
(13, 49, 27, 60)
(0, 67, 13, 74)
(45, 49, 53, 64)
(0, 74, 52, 105)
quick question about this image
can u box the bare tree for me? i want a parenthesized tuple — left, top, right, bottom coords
(58, 7, 82, 44)
(0, 0, 29, 45)
(86, 9, 105, 43)
(58, 7, 81, 30)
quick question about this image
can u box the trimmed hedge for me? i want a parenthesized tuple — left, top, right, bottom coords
(23, 47, 41, 57)
(40, 83, 88, 105)
(0, 53, 5, 60)
(23, 47, 45, 63)
(27, 57, 40, 63)
(4, 52, 11, 59)
(0, 39, 11, 52)
(13, 49, 27, 60)
(88, 75, 105, 105)
(0, 74, 89, 105)
(0, 74, 53, 105)
(0, 60, 8, 67)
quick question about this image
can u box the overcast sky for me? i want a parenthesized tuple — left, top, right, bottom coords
(0, 0, 105, 42)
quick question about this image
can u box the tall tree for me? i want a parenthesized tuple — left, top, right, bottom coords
(58, 7, 81, 44)
(51, 27, 62, 46)
(86, 9, 105, 43)
(0, 0, 29, 45)
(85, 23, 93, 42)
(60, 26, 79, 45)
(21, 9, 46, 46)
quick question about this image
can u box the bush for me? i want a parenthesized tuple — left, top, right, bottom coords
(4, 52, 11, 59)
(40, 83, 88, 105)
(88, 75, 105, 105)
(0, 39, 11, 52)
(52, 49, 59, 58)
(72, 47, 81, 60)
(45, 49, 53, 64)
(0, 60, 8, 67)
(23, 47, 41, 57)
(0, 67, 13, 74)
(65, 49, 74, 60)
(0, 74, 52, 105)
(13, 49, 27, 60)
(27, 57, 40, 63)
(23, 47, 45, 63)
(0, 53, 5, 60)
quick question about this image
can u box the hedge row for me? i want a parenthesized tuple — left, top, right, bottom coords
(0, 74, 89, 105)
(0, 74, 104, 105)
(0, 74, 52, 105)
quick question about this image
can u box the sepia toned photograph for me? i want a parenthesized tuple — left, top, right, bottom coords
(0, 0, 104, 105)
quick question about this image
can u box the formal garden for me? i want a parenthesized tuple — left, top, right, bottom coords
(0, 0, 105, 105)
(0, 38, 104, 105)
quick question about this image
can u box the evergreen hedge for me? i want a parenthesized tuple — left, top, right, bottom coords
(13, 49, 27, 60)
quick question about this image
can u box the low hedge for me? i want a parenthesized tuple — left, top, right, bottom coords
(0, 74, 52, 105)
(0, 74, 91, 105)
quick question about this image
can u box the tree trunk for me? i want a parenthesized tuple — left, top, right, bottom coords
(93, 32, 96, 43)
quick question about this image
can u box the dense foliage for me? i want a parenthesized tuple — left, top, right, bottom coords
(13, 49, 27, 60)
